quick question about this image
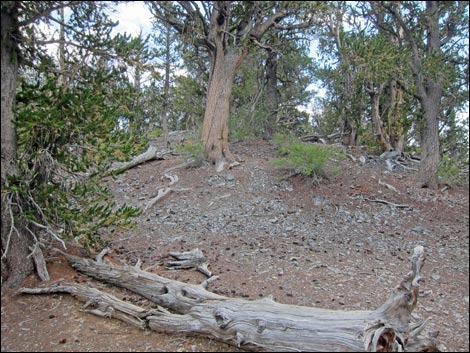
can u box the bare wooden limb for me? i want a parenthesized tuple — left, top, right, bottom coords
(353, 194, 410, 209)
(346, 153, 357, 162)
(378, 179, 399, 193)
(107, 146, 168, 175)
(364, 246, 428, 351)
(163, 159, 201, 174)
(144, 187, 173, 212)
(29, 220, 66, 249)
(95, 247, 112, 264)
(300, 132, 341, 144)
(144, 174, 191, 213)
(20, 283, 152, 329)
(395, 160, 419, 171)
(20, 246, 437, 352)
(28, 243, 50, 281)
(364, 197, 409, 209)
(167, 248, 213, 277)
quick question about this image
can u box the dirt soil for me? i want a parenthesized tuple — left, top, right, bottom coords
(2, 137, 469, 352)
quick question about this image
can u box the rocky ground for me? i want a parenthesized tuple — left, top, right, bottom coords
(1, 137, 469, 352)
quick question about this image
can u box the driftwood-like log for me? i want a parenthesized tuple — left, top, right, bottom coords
(21, 246, 437, 352)
(300, 132, 342, 144)
(107, 145, 167, 175)
(167, 248, 213, 277)
(21, 283, 153, 329)
(29, 243, 50, 281)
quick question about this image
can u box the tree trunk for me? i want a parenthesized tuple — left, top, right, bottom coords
(201, 48, 247, 172)
(1, 4, 35, 288)
(161, 21, 171, 147)
(389, 1, 443, 189)
(418, 90, 441, 189)
(415, 2, 442, 189)
(57, 7, 66, 88)
(388, 80, 406, 151)
(263, 50, 279, 141)
(342, 120, 358, 147)
(21, 246, 437, 351)
(367, 83, 392, 152)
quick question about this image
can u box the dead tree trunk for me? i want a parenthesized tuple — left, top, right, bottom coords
(21, 246, 437, 352)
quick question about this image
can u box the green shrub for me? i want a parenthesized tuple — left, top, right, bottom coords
(271, 133, 344, 178)
(12, 70, 143, 250)
(147, 127, 163, 139)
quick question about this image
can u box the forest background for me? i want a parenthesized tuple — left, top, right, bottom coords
(1, 1, 468, 292)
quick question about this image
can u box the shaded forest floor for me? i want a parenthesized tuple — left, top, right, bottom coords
(2, 137, 469, 352)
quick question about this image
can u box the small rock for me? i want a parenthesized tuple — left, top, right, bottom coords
(411, 226, 427, 234)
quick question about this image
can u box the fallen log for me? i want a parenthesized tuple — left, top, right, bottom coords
(20, 246, 437, 352)
(106, 145, 168, 175)
(300, 132, 342, 144)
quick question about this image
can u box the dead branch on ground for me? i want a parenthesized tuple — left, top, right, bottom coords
(143, 174, 191, 213)
(20, 246, 437, 352)
(107, 146, 169, 175)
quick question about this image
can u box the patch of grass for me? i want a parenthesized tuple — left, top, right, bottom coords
(270, 133, 344, 179)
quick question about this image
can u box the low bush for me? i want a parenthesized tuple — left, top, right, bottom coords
(271, 134, 344, 179)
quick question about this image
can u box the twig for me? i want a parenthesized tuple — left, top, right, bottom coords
(363, 197, 410, 209)
(144, 174, 190, 213)
(378, 179, 399, 193)
(345, 153, 356, 162)
(144, 188, 173, 213)
(201, 275, 219, 289)
(29, 220, 66, 249)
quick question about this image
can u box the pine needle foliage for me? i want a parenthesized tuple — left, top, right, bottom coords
(10, 66, 143, 250)
(271, 134, 344, 179)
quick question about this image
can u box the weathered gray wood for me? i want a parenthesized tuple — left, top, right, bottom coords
(29, 243, 50, 281)
(21, 246, 437, 352)
(107, 145, 167, 175)
(21, 283, 150, 329)
(167, 248, 213, 277)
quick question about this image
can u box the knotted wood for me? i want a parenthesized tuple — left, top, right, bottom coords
(21, 246, 437, 352)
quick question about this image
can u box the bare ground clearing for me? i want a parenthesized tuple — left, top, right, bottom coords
(2, 138, 469, 352)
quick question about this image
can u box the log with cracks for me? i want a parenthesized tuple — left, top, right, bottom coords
(106, 145, 169, 175)
(20, 246, 438, 352)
